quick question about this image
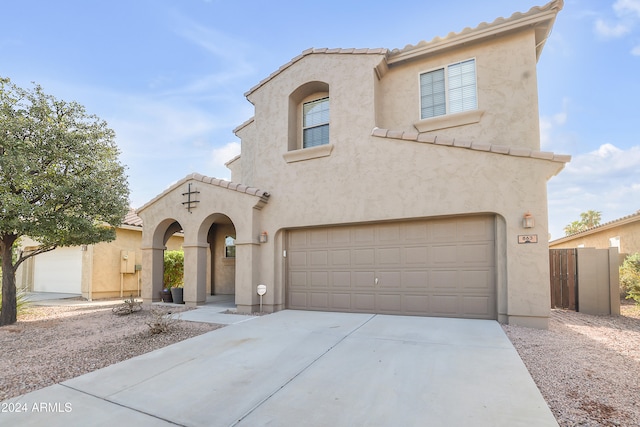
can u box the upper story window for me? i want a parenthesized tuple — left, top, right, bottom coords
(302, 97, 329, 148)
(284, 82, 334, 163)
(420, 58, 477, 120)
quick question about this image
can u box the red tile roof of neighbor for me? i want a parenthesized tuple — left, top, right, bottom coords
(122, 209, 143, 228)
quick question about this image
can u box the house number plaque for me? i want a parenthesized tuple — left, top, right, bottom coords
(518, 234, 538, 244)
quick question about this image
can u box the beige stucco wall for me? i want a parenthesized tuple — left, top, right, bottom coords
(86, 227, 183, 300)
(549, 220, 640, 256)
(377, 30, 540, 149)
(82, 228, 183, 299)
(16, 229, 183, 300)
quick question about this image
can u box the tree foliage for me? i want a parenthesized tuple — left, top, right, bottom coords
(0, 77, 130, 325)
(163, 250, 184, 290)
(620, 253, 640, 304)
(563, 210, 602, 236)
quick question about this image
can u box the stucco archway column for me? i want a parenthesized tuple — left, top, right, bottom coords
(141, 246, 164, 302)
(234, 241, 260, 313)
(183, 242, 208, 306)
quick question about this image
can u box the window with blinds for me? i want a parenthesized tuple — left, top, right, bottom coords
(420, 59, 477, 120)
(303, 97, 329, 148)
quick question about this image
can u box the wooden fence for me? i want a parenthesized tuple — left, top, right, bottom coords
(549, 249, 577, 310)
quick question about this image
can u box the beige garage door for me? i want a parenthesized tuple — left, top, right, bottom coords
(286, 216, 496, 319)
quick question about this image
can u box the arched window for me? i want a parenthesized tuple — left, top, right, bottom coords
(288, 81, 330, 151)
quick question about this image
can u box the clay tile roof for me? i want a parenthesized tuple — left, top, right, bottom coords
(387, 0, 563, 65)
(242, 1, 562, 100)
(122, 209, 143, 227)
(371, 127, 571, 164)
(550, 210, 640, 242)
(136, 173, 270, 214)
(244, 48, 389, 98)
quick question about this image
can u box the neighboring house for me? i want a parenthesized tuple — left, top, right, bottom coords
(16, 210, 184, 300)
(138, 1, 567, 328)
(549, 210, 640, 257)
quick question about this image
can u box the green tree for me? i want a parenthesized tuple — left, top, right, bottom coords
(563, 220, 584, 235)
(0, 77, 129, 325)
(580, 210, 602, 229)
(620, 253, 640, 304)
(163, 250, 184, 289)
(563, 210, 602, 236)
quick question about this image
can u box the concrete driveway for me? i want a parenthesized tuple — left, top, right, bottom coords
(1, 310, 557, 427)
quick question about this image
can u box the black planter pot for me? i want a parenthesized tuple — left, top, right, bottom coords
(160, 289, 173, 303)
(170, 287, 184, 304)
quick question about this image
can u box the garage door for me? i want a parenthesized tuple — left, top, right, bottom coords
(286, 216, 496, 319)
(33, 247, 82, 294)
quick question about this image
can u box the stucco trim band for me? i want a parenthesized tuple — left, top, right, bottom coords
(283, 144, 335, 163)
(371, 127, 571, 164)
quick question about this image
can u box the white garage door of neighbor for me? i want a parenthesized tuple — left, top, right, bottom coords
(33, 247, 82, 294)
(287, 216, 496, 319)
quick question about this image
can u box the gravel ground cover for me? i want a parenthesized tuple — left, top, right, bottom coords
(503, 302, 640, 427)
(0, 302, 221, 401)
(1, 299, 639, 426)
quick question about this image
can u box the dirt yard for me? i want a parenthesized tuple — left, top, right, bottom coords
(0, 302, 221, 401)
(503, 301, 640, 426)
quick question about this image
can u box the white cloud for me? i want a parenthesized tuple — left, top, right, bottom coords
(594, 0, 640, 41)
(212, 141, 241, 168)
(547, 143, 640, 239)
(540, 98, 570, 150)
(632, 44, 640, 55)
(565, 143, 640, 175)
(614, 0, 640, 18)
(595, 19, 631, 37)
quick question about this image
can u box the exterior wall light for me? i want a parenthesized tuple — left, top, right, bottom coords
(522, 212, 535, 229)
(259, 231, 268, 243)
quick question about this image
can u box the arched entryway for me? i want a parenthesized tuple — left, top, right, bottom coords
(203, 214, 236, 298)
(141, 218, 185, 302)
(138, 173, 270, 309)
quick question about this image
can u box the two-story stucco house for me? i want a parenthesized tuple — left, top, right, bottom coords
(138, 0, 568, 329)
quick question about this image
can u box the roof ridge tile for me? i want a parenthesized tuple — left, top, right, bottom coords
(137, 173, 270, 214)
(388, 0, 563, 60)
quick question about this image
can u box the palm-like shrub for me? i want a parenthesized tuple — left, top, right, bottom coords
(620, 253, 640, 304)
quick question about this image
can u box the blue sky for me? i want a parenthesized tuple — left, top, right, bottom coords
(2, 0, 639, 240)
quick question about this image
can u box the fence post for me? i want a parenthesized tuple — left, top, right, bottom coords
(609, 247, 621, 315)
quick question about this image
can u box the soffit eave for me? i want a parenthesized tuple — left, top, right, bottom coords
(386, 1, 563, 67)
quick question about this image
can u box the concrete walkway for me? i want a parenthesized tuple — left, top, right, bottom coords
(1, 308, 557, 426)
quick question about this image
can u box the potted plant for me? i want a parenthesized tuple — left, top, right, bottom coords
(164, 250, 184, 304)
(170, 284, 184, 305)
(160, 287, 173, 303)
